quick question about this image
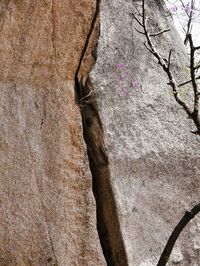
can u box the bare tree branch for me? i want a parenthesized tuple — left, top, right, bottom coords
(144, 41, 154, 54)
(167, 49, 173, 69)
(134, 28, 171, 36)
(183, 0, 195, 45)
(132, 0, 200, 133)
(194, 45, 200, 51)
(157, 203, 200, 266)
(194, 64, 200, 71)
(150, 28, 170, 37)
(130, 12, 143, 27)
(133, 0, 192, 118)
(188, 33, 200, 129)
(132, 1, 200, 265)
(178, 75, 200, 87)
(134, 27, 145, 35)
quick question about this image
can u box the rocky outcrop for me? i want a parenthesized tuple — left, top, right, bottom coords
(1, 0, 200, 266)
(90, 0, 200, 265)
(0, 1, 105, 265)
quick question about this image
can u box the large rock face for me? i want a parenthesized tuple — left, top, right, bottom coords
(0, 0, 200, 265)
(90, 0, 200, 265)
(0, 1, 105, 265)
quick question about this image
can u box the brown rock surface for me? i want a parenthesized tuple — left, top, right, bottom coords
(0, 1, 105, 265)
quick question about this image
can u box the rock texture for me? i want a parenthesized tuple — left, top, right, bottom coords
(0, 1, 105, 265)
(1, 0, 200, 265)
(90, 0, 200, 265)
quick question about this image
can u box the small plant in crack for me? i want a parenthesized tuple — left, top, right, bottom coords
(79, 90, 93, 107)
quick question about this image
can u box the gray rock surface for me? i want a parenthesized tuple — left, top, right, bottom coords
(91, 0, 200, 265)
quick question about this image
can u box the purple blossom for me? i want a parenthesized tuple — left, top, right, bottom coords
(169, 2, 196, 15)
(169, 5, 178, 14)
(182, 2, 192, 13)
(131, 79, 139, 87)
(115, 64, 143, 97)
(116, 63, 126, 69)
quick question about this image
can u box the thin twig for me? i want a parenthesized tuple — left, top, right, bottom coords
(130, 13, 143, 27)
(194, 45, 200, 51)
(167, 49, 173, 69)
(132, 2, 143, 18)
(178, 75, 200, 87)
(79, 90, 93, 103)
(150, 28, 170, 37)
(134, 27, 145, 35)
(194, 64, 200, 71)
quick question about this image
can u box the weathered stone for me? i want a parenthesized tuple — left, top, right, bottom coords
(171, 247, 184, 264)
(90, 0, 200, 265)
(1, 0, 200, 265)
(0, 1, 105, 265)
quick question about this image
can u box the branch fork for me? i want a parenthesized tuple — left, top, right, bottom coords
(132, 0, 200, 134)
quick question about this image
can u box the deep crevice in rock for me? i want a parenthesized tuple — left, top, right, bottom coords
(78, 78, 129, 266)
(74, 1, 128, 265)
